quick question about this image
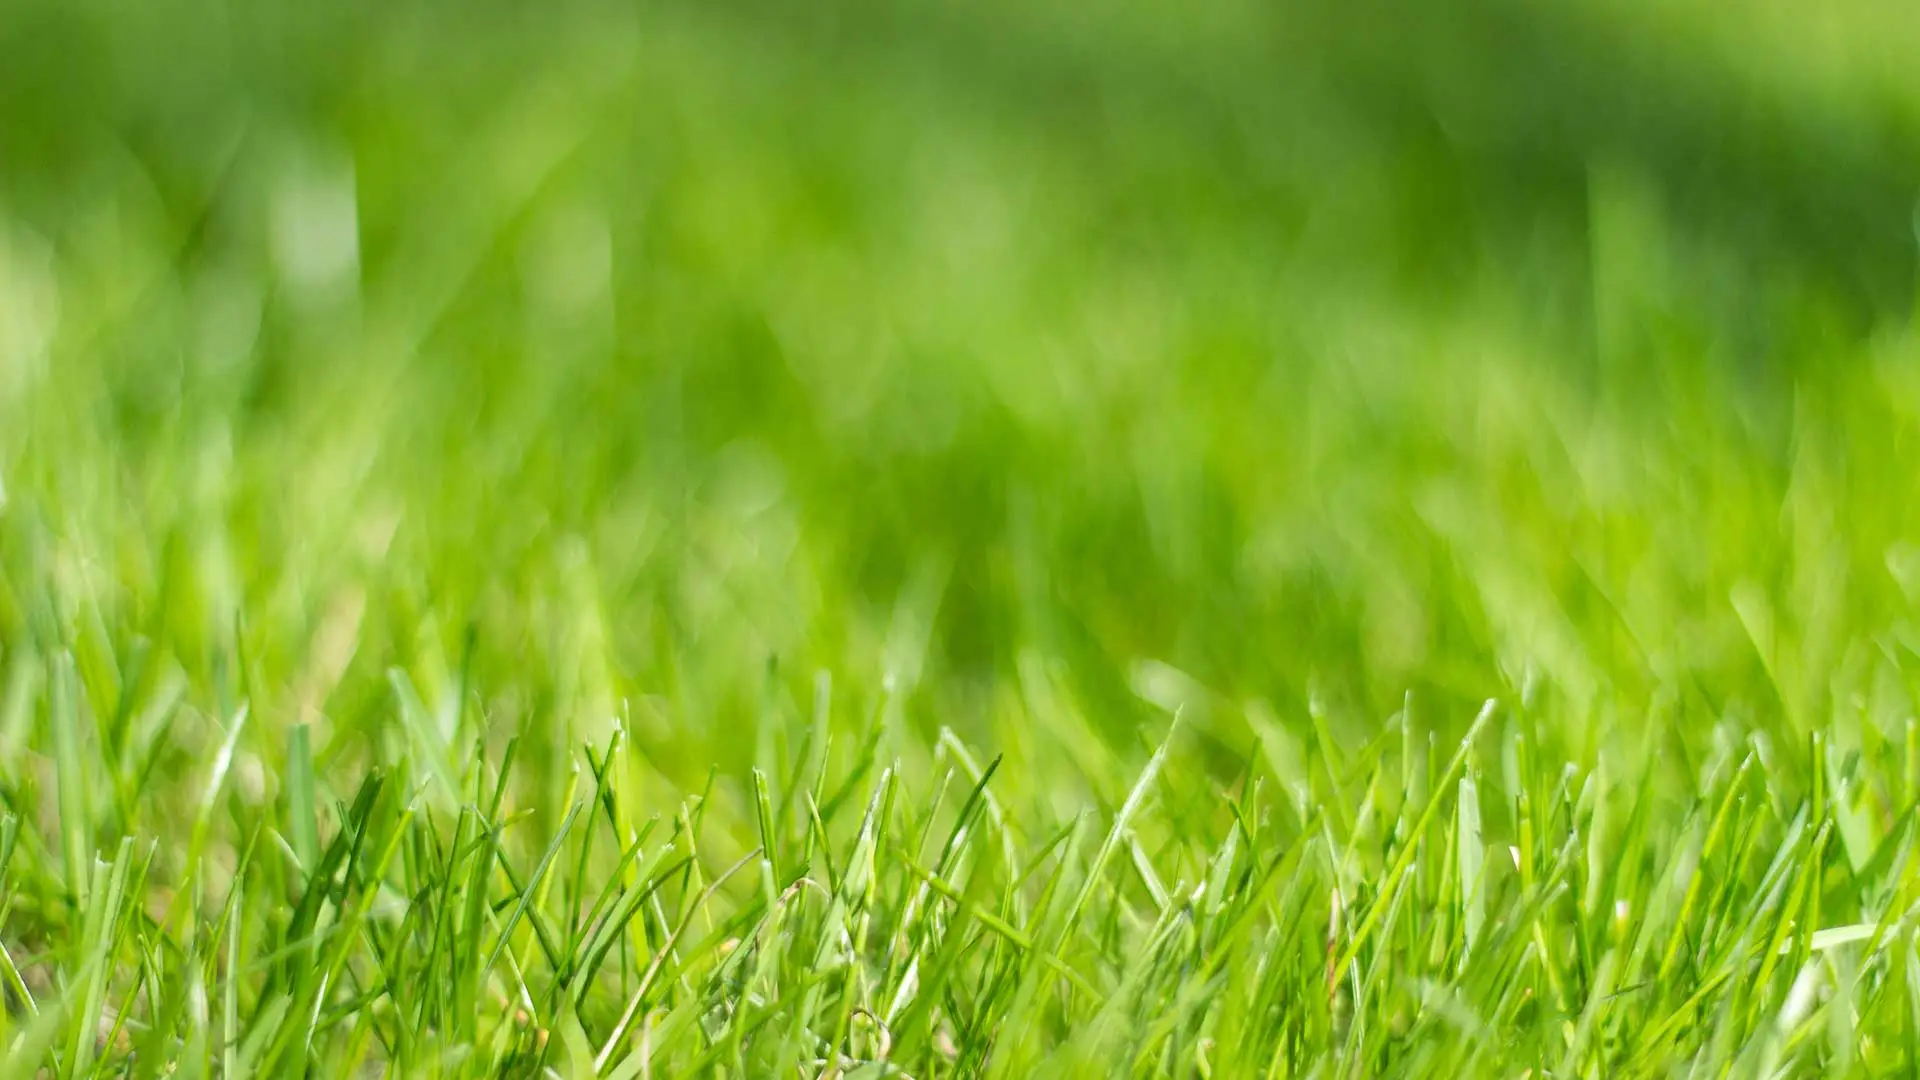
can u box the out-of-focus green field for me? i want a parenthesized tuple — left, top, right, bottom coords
(7, 0, 1920, 1074)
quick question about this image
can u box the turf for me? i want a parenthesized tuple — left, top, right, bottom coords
(4, 0, 1920, 1075)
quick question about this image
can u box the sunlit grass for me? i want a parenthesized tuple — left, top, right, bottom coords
(4, 0, 1920, 1074)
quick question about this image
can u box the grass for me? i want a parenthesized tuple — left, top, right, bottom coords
(8, 0, 1920, 1074)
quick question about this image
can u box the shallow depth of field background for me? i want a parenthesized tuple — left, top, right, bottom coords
(8, 0, 1920, 1074)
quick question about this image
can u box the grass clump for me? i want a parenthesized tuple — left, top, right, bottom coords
(9, 0, 1920, 1075)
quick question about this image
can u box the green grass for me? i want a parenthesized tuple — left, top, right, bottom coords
(8, 0, 1920, 1074)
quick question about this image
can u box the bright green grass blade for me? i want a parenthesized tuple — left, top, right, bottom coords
(48, 652, 91, 905)
(286, 722, 319, 874)
(1457, 770, 1485, 962)
(752, 766, 780, 889)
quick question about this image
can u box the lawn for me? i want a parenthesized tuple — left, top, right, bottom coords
(4, 0, 1920, 1075)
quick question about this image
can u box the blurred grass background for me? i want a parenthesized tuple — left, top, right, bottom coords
(8, 0, 1920, 980)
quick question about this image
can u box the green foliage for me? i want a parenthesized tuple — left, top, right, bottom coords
(4, 0, 1920, 1074)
